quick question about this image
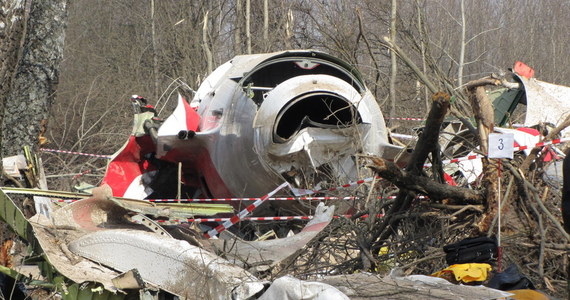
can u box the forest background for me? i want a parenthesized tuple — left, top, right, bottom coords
(40, 0, 570, 190)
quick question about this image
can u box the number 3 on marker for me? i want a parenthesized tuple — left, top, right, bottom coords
(498, 138, 504, 150)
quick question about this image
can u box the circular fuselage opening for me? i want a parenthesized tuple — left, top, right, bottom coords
(273, 92, 362, 143)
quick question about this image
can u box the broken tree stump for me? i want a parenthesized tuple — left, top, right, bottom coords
(466, 79, 499, 233)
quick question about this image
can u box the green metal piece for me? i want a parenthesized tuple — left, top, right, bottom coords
(2, 187, 234, 217)
(488, 87, 525, 126)
(55, 277, 127, 300)
(109, 197, 234, 217)
(0, 264, 55, 288)
(0, 188, 34, 242)
(1, 187, 90, 199)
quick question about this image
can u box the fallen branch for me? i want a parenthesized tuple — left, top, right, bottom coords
(364, 92, 451, 266)
(367, 157, 483, 204)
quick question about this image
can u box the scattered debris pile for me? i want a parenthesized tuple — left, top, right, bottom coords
(1, 56, 570, 299)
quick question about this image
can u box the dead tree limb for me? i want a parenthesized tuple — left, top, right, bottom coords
(366, 92, 451, 258)
(406, 91, 451, 173)
(464, 77, 501, 91)
(367, 157, 483, 204)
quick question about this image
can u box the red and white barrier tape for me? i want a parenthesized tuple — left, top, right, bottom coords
(290, 176, 381, 196)
(203, 182, 290, 238)
(146, 196, 359, 202)
(157, 213, 386, 224)
(515, 137, 570, 151)
(51, 194, 427, 203)
(425, 137, 570, 167)
(40, 148, 112, 159)
(386, 117, 425, 121)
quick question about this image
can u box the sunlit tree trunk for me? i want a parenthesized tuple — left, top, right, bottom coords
(151, 0, 159, 100)
(246, 0, 251, 54)
(457, 0, 466, 88)
(263, 0, 268, 50)
(389, 0, 397, 121)
(2, 0, 68, 157)
(0, 0, 27, 168)
(234, 0, 242, 54)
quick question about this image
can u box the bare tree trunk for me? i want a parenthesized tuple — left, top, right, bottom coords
(2, 0, 68, 157)
(458, 0, 466, 88)
(234, 0, 242, 54)
(0, 0, 27, 167)
(263, 0, 269, 50)
(151, 0, 159, 101)
(245, 0, 251, 54)
(285, 8, 293, 49)
(415, 0, 429, 111)
(202, 11, 213, 74)
(383, 36, 438, 94)
(389, 0, 398, 121)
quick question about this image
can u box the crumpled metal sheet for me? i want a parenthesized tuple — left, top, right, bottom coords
(211, 203, 335, 271)
(517, 74, 570, 137)
(28, 213, 122, 292)
(49, 185, 231, 232)
(68, 230, 265, 299)
(26, 184, 248, 297)
(258, 276, 349, 300)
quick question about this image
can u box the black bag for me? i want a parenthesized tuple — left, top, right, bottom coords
(486, 264, 535, 291)
(443, 236, 498, 265)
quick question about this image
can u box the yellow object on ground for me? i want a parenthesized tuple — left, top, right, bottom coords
(506, 289, 549, 300)
(431, 263, 492, 283)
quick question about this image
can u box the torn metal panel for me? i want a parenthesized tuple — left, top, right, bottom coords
(1, 184, 127, 295)
(44, 185, 232, 230)
(112, 269, 146, 290)
(211, 203, 335, 271)
(516, 74, 570, 137)
(109, 196, 234, 219)
(130, 214, 172, 238)
(68, 230, 266, 299)
(28, 213, 122, 292)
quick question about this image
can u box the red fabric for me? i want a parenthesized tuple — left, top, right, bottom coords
(181, 96, 200, 132)
(444, 172, 457, 186)
(101, 135, 156, 197)
(515, 127, 539, 136)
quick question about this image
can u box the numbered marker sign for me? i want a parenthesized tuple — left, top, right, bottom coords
(488, 133, 515, 159)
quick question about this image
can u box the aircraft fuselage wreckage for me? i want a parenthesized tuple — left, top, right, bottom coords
(102, 50, 400, 207)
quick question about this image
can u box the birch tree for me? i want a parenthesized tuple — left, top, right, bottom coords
(0, 0, 27, 168)
(2, 0, 68, 157)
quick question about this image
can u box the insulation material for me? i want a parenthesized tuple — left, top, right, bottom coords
(518, 74, 570, 137)
(258, 276, 349, 300)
